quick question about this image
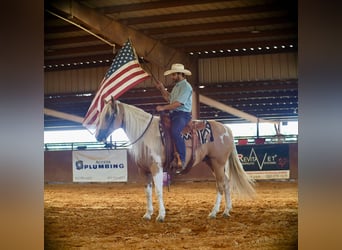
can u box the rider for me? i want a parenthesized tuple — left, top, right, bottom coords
(155, 63, 193, 172)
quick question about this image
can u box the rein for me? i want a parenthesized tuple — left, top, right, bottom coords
(121, 113, 154, 148)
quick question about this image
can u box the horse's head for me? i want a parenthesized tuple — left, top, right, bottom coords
(95, 96, 122, 142)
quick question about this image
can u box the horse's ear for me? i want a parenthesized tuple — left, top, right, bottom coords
(110, 96, 117, 113)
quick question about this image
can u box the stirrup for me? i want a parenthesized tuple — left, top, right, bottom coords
(175, 161, 186, 174)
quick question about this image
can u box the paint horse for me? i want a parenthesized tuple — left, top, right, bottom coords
(96, 97, 255, 222)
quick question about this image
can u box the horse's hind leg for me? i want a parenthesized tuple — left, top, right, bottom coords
(208, 157, 233, 218)
(208, 159, 226, 219)
(222, 162, 232, 218)
(143, 173, 153, 220)
(209, 190, 222, 219)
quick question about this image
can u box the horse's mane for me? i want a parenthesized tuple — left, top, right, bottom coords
(120, 102, 162, 164)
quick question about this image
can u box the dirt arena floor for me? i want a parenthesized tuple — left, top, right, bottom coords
(44, 180, 297, 249)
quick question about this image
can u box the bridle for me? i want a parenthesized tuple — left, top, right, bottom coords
(102, 102, 154, 147)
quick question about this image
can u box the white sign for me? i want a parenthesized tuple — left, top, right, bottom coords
(246, 170, 290, 180)
(72, 150, 127, 182)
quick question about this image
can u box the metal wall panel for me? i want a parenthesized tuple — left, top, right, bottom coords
(248, 55, 257, 80)
(198, 52, 298, 84)
(45, 66, 107, 94)
(45, 52, 297, 95)
(256, 55, 265, 80)
(44, 63, 165, 95)
(287, 53, 298, 78)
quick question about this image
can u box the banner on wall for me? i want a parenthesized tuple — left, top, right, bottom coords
(236, 144, 290, 179)
(72, 150, 127, 182)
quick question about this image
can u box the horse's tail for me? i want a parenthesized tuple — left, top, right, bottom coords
(227, 143, 256, 199)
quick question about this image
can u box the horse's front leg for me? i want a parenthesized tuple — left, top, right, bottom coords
(143, 173, 153, 220)
(152, 163, 166, 222)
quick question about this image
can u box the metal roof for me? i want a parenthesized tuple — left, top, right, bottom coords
(44, 0, 298, 129)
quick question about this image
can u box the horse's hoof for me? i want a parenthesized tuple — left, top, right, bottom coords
(208, 213, 216, 219)
(222, 212, 231, 218)
(143, 214, 152, 220)
(156, 216, 165, 222)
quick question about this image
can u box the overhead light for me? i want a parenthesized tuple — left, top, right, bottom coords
(227, 49, 231, 52)
(266, 46, 270, 49)
(234, 48, 239, 51)
(189, 52, 194, 55)
(250, 47, 254, 50)
(198, 85, 205, 89)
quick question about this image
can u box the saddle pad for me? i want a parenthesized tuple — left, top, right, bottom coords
(181, 120, 214, 144)
(159, 120, 214, 145)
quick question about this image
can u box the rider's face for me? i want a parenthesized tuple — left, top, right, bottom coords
(171, 73, 182, 83)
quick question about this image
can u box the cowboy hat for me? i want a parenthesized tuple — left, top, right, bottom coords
(164, 63, 192, 76)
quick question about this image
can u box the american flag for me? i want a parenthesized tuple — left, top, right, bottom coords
(83, 39, 150, 130)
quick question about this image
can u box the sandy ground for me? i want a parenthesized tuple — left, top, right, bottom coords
(44, 180, 297, 249)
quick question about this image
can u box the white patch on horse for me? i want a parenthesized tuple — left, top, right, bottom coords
(219, 131, 229, 144)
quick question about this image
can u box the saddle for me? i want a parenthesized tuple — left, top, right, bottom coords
(159, 112, 213, 174)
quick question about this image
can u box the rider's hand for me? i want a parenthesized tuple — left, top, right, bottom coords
(156, 105, 165, 112)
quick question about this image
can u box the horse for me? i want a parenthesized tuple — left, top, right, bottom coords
(95, 97, 255, 222)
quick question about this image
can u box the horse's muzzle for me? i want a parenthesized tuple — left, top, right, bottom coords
(95, 130, 107, 143)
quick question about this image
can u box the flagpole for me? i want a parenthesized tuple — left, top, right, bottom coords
(140, 56, 163, 91)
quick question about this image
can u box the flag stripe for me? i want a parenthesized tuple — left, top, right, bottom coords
(84, 62, 146, 123)
(83, 64, 144, 125)
(82, 40, 150, 131)
(102, 65, 147, 95)
(100, 65, 148, 105)
(101, 69, 149, 102)
(85, 62, 141, 119)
